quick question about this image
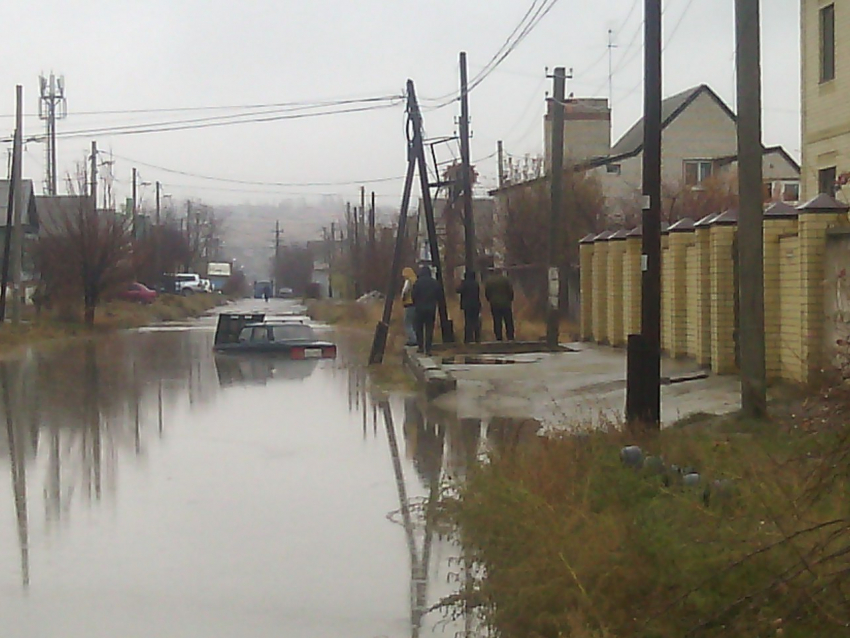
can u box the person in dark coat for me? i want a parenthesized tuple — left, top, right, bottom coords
(456, 270, 481, 344)
(484, 268, 515, 341)
(411, 265, 442, 355)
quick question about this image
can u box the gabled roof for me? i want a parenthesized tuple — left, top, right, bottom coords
(0, 180, 38, 229)
(609, 84, 736, 158)
(34, 195, 91, 236)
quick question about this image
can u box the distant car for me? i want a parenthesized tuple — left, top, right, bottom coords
(164, 273, 207, 295)
(214, 318, 336, 358)
(278, 287, 294, 298)
(117, 282, 157, 304)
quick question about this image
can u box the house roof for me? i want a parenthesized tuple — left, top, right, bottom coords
(34, 195, 91, 235)
(609, 84, 736, 158)
(0, 180, 38, 229)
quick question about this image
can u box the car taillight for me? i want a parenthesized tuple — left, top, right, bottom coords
(322, 346, 337, 359)
(290, 347, 305, 360)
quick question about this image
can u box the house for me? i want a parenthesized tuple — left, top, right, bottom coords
(33, 195, 91, 237)
(801, 1, 848, 199)
(494, 84, 801, 226)
(0, 180, 41, 298)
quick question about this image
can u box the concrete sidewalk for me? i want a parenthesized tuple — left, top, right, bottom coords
(430, 342, 742, 429)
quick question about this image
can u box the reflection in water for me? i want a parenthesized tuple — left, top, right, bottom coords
(213, 353, 319, 387)
(3, 361, 30, 589)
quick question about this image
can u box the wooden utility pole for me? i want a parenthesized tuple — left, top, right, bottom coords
(155, 181, 161, 285)
(329, 221, 336, 298)
(546, 67, 567, 348)
(131, 167, 137, 239)
(459, 51, 476, 275)
(369, 191, 376, 256)
(10, 85, 23, 325)
(497, 140, 505, 188)
(274, 220, 281, 291)
(90, 141, 98, 208)
(626, 0, 662, 428)
(736, 0, 766, 417)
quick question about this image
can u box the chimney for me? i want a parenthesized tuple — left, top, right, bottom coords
(544, 97, 612, 172)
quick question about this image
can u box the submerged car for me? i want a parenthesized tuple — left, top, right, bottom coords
(213, 313, 336, 358)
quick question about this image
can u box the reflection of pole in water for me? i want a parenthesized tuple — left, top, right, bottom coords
(2, 362, 29, 588)
(381, 400, 443, 637)
(84, 342, 102, 500)
(157, 379, 164, 437)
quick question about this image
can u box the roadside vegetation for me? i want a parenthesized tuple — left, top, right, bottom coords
(0, 293, 225, 356)
(436, 388, 850, 638)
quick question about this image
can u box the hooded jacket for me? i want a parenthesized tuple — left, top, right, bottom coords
(411, 266, 442, 314)
(456, 271, 481, 312)
(401, 267, 417, 307)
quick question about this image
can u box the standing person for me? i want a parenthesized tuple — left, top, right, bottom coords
(485, 268, 515, 341)
(456, 270, 481, 344)
(400, 267, 418, 347)
(411, 265, 442, 355)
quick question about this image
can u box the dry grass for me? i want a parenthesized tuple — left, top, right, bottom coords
(440, 410, 850, 638)
(0, 293, 226, 357)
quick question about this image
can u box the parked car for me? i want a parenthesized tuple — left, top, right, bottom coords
(163, 273, 207, 295)
(117, 282, 157, 304)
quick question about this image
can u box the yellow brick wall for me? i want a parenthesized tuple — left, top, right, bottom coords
(623, 237, 642, 336)
(607, 239, 626, 346)
(764, 219, 799, 379)
(686, 243, 698, 358)
(592, 240, 609, 343)
(580, 243, 594, 340)
(710, 225, 738, 374)
(661, 235, 673, 354)
(779, 235, 804, 382)
(669, 231, 693, 357)
(694, 227, 713, 366)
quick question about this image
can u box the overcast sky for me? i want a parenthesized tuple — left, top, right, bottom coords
(0, 0, 800, 210)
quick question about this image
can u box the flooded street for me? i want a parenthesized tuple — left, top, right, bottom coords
(0, 300, 472, 638)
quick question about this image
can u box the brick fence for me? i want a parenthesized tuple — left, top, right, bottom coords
(579, 194, 850, 385)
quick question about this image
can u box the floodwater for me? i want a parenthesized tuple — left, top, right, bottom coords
(0, 300, 478, 638)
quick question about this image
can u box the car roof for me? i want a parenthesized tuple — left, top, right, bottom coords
(242, 319, 308, 328)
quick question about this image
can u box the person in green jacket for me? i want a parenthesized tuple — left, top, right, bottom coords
(484, 268, 515, 341)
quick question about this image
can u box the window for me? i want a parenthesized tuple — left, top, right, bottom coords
(782, 182, 800, 202)
(684, 160, 713, 187)
(271, 324, 315, 341)
(819, 166, 837, 195)
(821, 4, 836, 82)
(606, 163, 621, 175)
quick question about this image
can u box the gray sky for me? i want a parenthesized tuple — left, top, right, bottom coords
(1, 0, 800, 209)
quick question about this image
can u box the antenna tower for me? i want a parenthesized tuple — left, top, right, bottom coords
(38, 73, 67, 196)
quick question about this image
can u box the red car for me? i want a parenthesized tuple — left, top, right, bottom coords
(117, 282, 158, 304)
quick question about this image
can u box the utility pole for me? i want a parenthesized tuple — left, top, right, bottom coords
(626, 0, 663, 428)
(329, 221, 336, 298)
(38, 73, 66, 196)
(736, 0, 766, 417)
(546, 67, 567, 348)
(0, 88, 22, 323)
(497, 140, 505, 188)
(90, 141, 98, 210)
(369, 191, 376, 255)
(10, 85, 23, 325)
(274, 220, 281, 290)
(131, 167, 137, 239)
(155, 181, 161, 285)
(607, 29, 618, 108)
(459, 51, 477, 275)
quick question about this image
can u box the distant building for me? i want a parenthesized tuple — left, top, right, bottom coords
(0, 180, 41, 298)
(544, 97, 612, 169)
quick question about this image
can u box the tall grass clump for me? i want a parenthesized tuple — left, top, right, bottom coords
(440, 423, 850, 637)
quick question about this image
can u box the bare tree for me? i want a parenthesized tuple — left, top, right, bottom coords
(36, 183, 133, 326)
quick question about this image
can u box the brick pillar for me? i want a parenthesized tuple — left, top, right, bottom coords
(661, 228, 673, 354)
(668, 218, 695, 357)
(763, 203, 798, 381)
(623, 227, 642, 337)
(693, 213, 717, 367)
(606, 230, 628, 346)
(579, 234, 595, 340)
(797, 194, 850, 384)
(591, 231, 612, 343)
(710, 210, 738, 374)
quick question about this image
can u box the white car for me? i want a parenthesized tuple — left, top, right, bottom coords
(172, 273, 207, 295)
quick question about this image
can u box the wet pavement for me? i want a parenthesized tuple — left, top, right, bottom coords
(0, 299, 477, 638)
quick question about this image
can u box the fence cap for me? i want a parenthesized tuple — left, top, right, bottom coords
(668, 217, 695, 233)
(694, 212, 719, 228)
(609, 229, 630, 241)
(660, 221, 671, 234)
(593, 230, 614, 241)
(579, 233, 597, 244)
(711, 208, 739, 225)
(764, 201, 798, 218)
(627, 225, 642, 237)
(797, 193, 850, 213)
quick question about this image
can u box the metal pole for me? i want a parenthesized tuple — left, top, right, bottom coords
(131, 167, 137, 239)
(546, 67, 566, 348)
(736, 0, 766, 417)
(409, 80, 454, 343)
(10, 85, 23, 325)
(0, 112, 18, 322)
(459, 51, 476, 274)
(90, 141, 98, 211)
(497, 140, 505, 188)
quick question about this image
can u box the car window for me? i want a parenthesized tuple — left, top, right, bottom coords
(271, 324, 315, 341)
(251, 327, 269, 342)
